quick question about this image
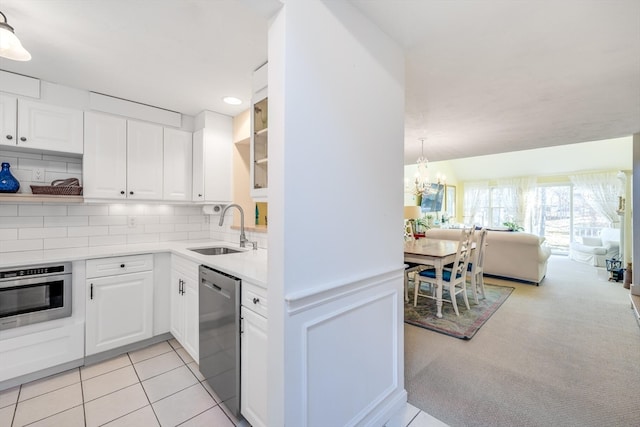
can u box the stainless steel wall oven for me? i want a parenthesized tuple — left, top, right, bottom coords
(0, 263, 72, 330)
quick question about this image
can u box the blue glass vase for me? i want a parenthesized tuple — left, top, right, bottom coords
(0, 162, 20, 193)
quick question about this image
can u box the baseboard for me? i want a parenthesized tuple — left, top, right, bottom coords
(630, 294, 640, 328)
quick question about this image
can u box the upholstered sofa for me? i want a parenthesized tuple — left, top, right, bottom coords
(424, 228, 552, 285)
(569, 227, 620, 267)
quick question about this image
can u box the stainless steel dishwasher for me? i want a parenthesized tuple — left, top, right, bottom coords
(199, 265, 241, 418)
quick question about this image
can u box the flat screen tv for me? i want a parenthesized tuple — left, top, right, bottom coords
(421, 183, 445, 213)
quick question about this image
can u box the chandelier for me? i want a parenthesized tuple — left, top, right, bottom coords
(414, 138, 433, 195)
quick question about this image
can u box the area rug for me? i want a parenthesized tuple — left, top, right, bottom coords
(404, 283, 514, 340)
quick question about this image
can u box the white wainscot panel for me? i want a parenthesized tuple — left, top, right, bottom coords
(294, 274, 403, 427)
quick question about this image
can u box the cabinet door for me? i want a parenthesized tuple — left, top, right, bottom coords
(163, 128, 192, 201)
(250, 95, 268, 200)
(85, 271, 154, 356)
(170, 269, 186, 345)
(17, 99, 83, 154)
(241, 306, 268, 427)
(83, 112, 128, 199)
(191, 129, 205, 202)
(193, 113, 232, 203)
(0, 94, 17, 147)
(182, 273, 199, 362)
(127, 120, 164, 199)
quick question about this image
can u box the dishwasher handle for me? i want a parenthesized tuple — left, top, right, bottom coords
(201, 279, 231, 299)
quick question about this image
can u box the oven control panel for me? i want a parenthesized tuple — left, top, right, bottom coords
(0, 264, 70, 280)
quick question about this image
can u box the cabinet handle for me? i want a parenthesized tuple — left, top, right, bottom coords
(179, 279, 184, 295)
(20, 136, 26, 142)
(198, 194, 202, 198)
(120, 190, 125, 195)
(129, 191, 134, 195)
(252, 297, 260, 304)
(120, 264, 125, 268)
(5, 135, 12, 140)
(90, 283, 94, 300)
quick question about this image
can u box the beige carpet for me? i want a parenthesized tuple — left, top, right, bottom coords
(405, 255, 640, 427)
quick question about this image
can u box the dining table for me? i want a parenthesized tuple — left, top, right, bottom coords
(404, 237, 469, 318)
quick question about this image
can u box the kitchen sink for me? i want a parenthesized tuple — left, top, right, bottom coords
(188, 247, 242, 256)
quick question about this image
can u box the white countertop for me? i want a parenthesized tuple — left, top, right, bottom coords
(0, 240, 268, 288)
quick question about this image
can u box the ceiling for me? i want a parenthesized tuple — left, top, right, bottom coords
(1, 1, 639, 164)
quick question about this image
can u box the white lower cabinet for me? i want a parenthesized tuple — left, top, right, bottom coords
(241, 282, 268, 427)
(170, 255, 199, 362)
(85, 255, 154, 356)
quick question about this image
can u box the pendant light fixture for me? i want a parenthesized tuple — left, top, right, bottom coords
(0, 11, 31, 61)
(414, 137, 430, 194)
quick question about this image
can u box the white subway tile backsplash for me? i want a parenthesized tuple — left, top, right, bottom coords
(110, 225, 146, 235)
(67, 226, 109, 237)
(0, 239, 43, 252)
(174, 206, 203, 216)
(0, 229, 18, 240)
(188, 215, 205, 224)
(68, 205, 109, 216)
(89, 216, 127, 226)
(19, 158, 68, 173)
(0, 149, 40, 159)
(19, 227, 67, 239)
(127, 234, 160, 244)
(89, 235, 127, 247)
(18, 204, 67, 217)
(144, 205, 174, 216)
(188, 231, 210, 240)
(159, 232, 189, 242)
(67, 162, 82, 174)
(175, 223, 201, 232)
(0, 217, 44, 229)
(1, 147, 223, 253)
(42, 154, 82, 164)
(160, 215, 189, 224)
(144, 224, 174, 233)
(43, 237, 88, 250)
(109, 205, 145, 216)
(135, 216, 159, 225)
(44, 216, 88, 227)
(0, 204, 18, 216)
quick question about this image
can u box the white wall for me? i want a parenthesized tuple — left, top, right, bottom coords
(446, 136, 632, 181)
(632, 133, 639, 296)
(268, 1, 406, 425)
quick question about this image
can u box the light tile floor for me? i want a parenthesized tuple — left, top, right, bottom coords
(1, 338, 446, 427)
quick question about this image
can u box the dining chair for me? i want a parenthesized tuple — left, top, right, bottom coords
(413, 227, 474, 315)
(468, 227, 488, 303)
(404, 221, 427, 302)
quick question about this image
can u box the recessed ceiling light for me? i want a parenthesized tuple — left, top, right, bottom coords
(223, 97, 242, 105)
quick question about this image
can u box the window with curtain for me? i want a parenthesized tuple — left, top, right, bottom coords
(463, 174, 617, 254)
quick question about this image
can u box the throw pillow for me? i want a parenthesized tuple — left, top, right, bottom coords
(582, 236, 603, 246)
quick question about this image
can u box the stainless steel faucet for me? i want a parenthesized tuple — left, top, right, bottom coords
(218, 204, 257, 249)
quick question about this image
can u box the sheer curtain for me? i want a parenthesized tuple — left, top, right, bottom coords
(463, 181, 488, 225)
(569, 171, 621, 225)
(497, 176, 537, 230)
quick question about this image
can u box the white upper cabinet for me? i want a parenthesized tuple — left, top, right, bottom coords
(251, 63, 268, 200)
(0, 94, 17, 147)
(163, 128, 193, 201)
(84, 112, 163, 200)
(83, 112, 128, 199)
(127, 120, 164, 200)
(192, 111, 232, 203)
(0, 96, 83, 154)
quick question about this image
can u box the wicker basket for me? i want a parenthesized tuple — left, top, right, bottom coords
(31, 178, 83, 196)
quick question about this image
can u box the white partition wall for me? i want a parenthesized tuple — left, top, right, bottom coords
(267, 1, 406, 425)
